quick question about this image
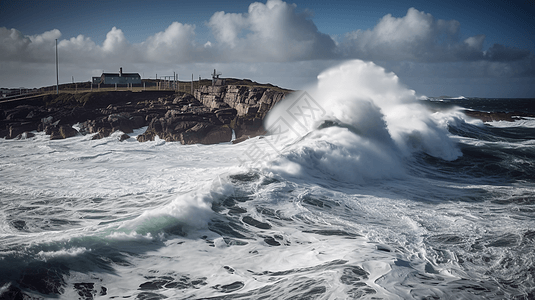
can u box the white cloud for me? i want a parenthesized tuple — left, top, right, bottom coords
(340, 8, 471, 62)
(0, 28, 60, 63)
(207, 0, 336, 62)
(28, 29, 61, 45)
(464, 35, 485, 50)
(339, 7, 530, 63)
(102, 27, 128, 53)
(209, 11, 247, 48)
(142, 22, 198, 62)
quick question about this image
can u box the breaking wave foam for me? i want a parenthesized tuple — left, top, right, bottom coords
(265, 60, 462, 183)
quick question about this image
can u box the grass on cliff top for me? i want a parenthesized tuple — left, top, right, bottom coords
(222, 78, 293, 93)
(145, 78, 292, 93)
(44, 91, 134, 108)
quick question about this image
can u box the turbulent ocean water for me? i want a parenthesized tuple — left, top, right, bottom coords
(1, 60, 535, 299)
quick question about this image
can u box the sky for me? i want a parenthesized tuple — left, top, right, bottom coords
(1, 0, 534, 97)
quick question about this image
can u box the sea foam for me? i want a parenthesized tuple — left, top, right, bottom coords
(264, 60, 462, 183)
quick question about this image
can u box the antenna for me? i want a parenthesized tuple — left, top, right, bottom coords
(212, 69, 222, 79)
(211, 69, 222, 86)
(55, 39, 59, 94)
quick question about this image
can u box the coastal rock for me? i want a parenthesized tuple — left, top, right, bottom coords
(78, 113, 145, 139)
(231, 116, 265, 139)
(7, 122, 37, 139)
(14, 131, 36, 140)
(136, 108, 229, 144)
(91, 128, 112, 140)
(1, 86, 286, 143)
(180, 123, 232, 145)
(136, 131, 155, 142)
(49, 125, 78, 140)
(194, 85, 287, 140)
(194, 85, 286, 119)
(5, 105, 38, 120)
(119, 133, 130, 141)
(232, 135, 250, 144)
(214, 108, 237, 124)
(107, 112, 141, 133)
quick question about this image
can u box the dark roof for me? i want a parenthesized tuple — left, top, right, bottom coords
(102, 73, 140, 77)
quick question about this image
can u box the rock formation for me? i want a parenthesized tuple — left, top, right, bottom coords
(0, 83, 289, 145)
(195, 85, 286, 140)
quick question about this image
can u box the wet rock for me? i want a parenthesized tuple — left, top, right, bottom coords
(49, 125, 78, 140)
(91, 128, 112, 140)
(194, 85, 288, 140)
(231, 116, 265, 140)
(6, 122, 37, 139)
(16, 131, 35, 139)
(136, 131, 156, 142)
(195, 85, 286, 119)
(119, 133, 130, 141)
(1, 85, 287, 143)
(107, 112, 137, 133)
(232, 135, 250, 144)
(215, 108, 237, 124)
(180, 123, 232, 145)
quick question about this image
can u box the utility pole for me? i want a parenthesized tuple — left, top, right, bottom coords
(55, 39, 59, 94)
(191, 74, 193, 94)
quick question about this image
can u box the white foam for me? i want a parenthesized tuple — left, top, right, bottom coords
(37, 247, 89, 261)
(264, 60, 462, 183)
(488, 117, 535, 128)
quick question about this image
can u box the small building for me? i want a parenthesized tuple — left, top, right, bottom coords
(94, 67, 141, 85)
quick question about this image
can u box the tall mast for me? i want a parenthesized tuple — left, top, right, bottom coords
(55, 39, 59, 94)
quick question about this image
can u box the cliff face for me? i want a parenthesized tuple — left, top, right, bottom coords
(194, 85, 288, 141)
(194, 85, 287, 119)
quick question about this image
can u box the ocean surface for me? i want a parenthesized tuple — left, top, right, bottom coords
(1, 60, 534, 299)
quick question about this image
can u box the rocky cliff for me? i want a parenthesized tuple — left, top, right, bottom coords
(194, 85, 287, 140)
(0, 83, 290, 144)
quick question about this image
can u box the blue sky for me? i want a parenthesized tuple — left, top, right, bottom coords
(1, 0, 534, 97)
